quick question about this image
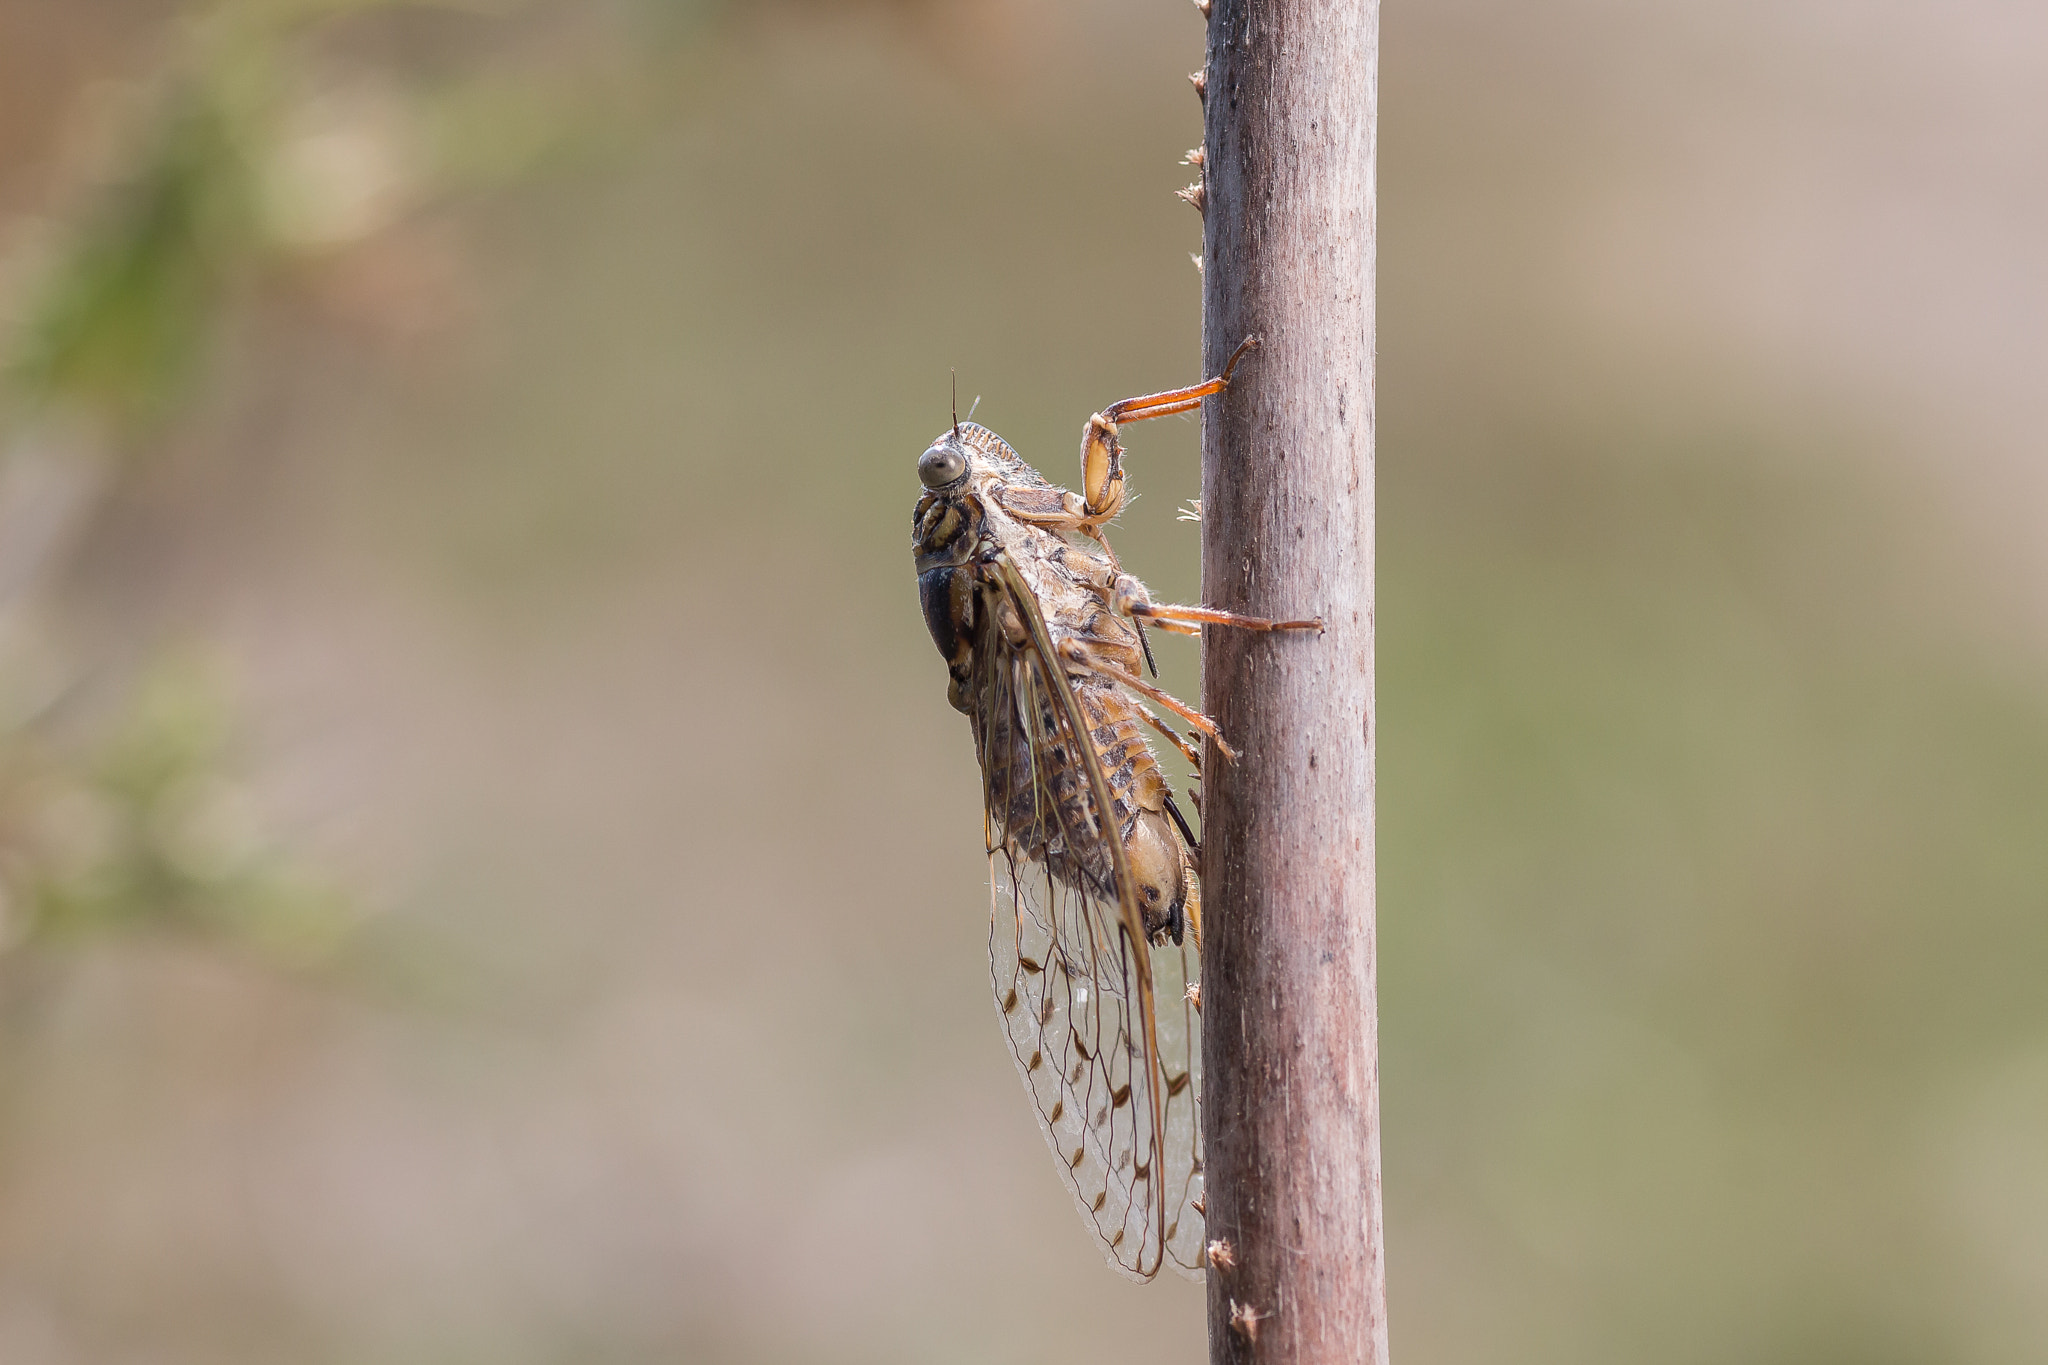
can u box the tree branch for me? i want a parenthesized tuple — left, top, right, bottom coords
(1198, 0, 1385, 1360)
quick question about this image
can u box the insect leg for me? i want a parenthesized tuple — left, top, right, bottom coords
(1132, 602, 1325, 634)
(1139, 708, 1202, 770)
(1108, 571, 1323, 635)
(1059, 639, 1237, 762)
(1080, 336, 1261, 520)
(983, 486, 1133, 575)
(1099, 335, 1261, 426)
(1135, 615, 1201, 637)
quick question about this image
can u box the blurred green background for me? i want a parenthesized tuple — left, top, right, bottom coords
(1, 1, 2045, 1362)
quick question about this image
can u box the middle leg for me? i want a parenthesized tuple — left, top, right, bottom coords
(1108, 572, 1323, 635)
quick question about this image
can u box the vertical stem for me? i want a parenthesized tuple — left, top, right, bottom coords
(1198, 1, 1384, 1362)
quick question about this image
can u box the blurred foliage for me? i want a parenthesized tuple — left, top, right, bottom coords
(0, 0, 660, 965)
(2, 0, 673, 435)
(5, 86, 250, 432)
(0, 653, 348, 958)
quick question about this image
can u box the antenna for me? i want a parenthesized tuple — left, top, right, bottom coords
(951, 370, 961, 439)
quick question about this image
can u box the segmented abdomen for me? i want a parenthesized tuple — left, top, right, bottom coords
(980, 671, 1161, 900)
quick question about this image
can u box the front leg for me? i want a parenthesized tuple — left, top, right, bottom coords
(986, 485, 1128, 577)
(1078, 335, 1261, 522)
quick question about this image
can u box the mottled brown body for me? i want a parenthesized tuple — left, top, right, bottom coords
(915, 421, 1195, 941)
(909, 345, 1319, 1281)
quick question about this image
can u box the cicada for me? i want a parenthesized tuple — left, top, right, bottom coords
(911, 339, 1320, 1280)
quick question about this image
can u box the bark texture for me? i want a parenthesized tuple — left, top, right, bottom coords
(1198, 0, 1384, 1360)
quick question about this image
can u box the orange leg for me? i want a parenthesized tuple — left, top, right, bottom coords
(1059, 640, 1237, 762)
(1099, 335, 1262, 425)
(1108, 571, 1322, 636)
(1131, 602, 1324, 635)
(1081, 336, 1261, 519)
(1138, 707, 1203, 770)
(1143, 617, 1202, 637)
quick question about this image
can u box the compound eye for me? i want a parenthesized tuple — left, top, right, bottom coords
(919, 441, 968, 489)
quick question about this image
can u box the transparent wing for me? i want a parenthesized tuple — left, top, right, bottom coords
(990, 850, 1205, 1280)
(973, 563, 1205, 1281)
